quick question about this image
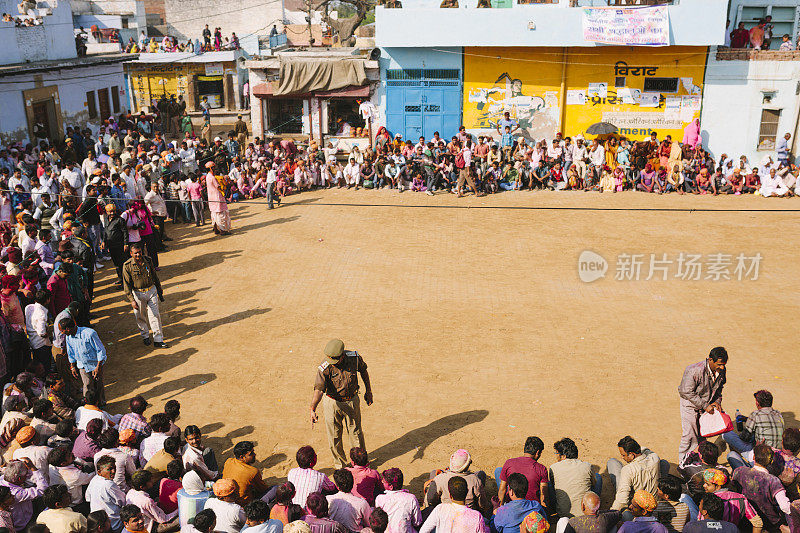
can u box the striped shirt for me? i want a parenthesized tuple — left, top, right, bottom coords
(177, 489, 210, 532)
(655, 500, 689, 532)
(288, 467, 337, 507)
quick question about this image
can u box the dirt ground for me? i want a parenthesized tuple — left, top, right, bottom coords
(91, 189, 800, 499)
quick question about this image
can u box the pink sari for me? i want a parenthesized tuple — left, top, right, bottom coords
(682, 119, 701, 149)
(206, 171, 230, 231)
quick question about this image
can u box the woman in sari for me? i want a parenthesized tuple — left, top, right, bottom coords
(654, 167, 669, 193)
(205, 162, 230, 235)
(682, 118, 701, 150)
(695, 168, 711, 194)
(658, 139, 671, 170)
(667, 138, 683, 172)
(612, 167, 626, 192)
(604, 137, 618, 170)
(375, 127, 390, 151)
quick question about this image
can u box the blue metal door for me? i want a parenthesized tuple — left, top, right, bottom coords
(386, 69, 461, 141)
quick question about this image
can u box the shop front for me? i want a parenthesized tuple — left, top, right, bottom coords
(125, 50, 248, 113)
(252, 83, 373, 150)
(247, 50, 380, 150)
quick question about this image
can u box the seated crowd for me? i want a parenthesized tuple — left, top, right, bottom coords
(197, 119, 800, 201)
(0, 378, 795, 533)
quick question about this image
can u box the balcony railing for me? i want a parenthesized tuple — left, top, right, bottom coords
(269, 32, 287, 49)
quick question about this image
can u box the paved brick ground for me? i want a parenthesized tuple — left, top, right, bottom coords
(91, 189, 800, 498)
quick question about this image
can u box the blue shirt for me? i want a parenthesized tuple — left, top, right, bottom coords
(618, 517, 669, 533)
(109, 185, 127, 211)
(490, 499, 545, 533)
(65, 326, 106, 371)
(776, 137, 789, 159)
(498, 118, 518, 130)
(501, 133, 513, 148)
(242, 521, 284, 533)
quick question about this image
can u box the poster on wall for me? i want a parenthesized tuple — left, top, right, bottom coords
(682, 95, 701, 111)
(616, 87, 636, 105)
(587, 83, 608, 98)
(205, 63, 224, 76)
(582, 6, 670, 46)
(566, 90, 586, 105)
(638, 92, 660, 108)
(664, 97, 681, 121)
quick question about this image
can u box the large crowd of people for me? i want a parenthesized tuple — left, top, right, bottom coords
(119, 26, 241, 55)
(0, 109, 797, 533)
(201, 115, 799, 200)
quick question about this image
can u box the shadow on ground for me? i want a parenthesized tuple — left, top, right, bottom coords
(370, 410, 490, 469)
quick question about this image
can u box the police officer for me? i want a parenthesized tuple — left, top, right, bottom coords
(310, 339, 373, 468)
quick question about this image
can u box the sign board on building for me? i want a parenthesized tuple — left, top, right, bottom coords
(602, 111, 683, 131)
(582, 6, 669, 46)
(205, 63, 224, 76)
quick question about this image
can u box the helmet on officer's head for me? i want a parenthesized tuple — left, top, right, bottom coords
(324, 339, 345, 364)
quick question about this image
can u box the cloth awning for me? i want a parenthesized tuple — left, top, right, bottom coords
(275, 57, 367, 96)
(315, 85, 370, 98)
(253, 83, 370, 99)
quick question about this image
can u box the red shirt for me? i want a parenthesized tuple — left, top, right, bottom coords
(347, 465, 382, 506)
(730, 28, 749, 48)
(158, 478, 181, 513)
(46, 273, 71, 316)
(500, 456, 548, 502)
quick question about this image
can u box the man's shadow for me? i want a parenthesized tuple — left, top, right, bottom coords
(369, 410, 489, 469)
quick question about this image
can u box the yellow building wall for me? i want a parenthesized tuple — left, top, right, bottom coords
(464, 47, 563, 142)
(464, 46, 707, 142)
(564, 46, 706, 141)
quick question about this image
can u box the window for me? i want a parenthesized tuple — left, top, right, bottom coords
(386, 69, 460, 87)
(643, 77, 678, 93)
(615, 76, 626, 88)
(86, 91, 97, 119)
(758, 109, 781, 151)
(111, 85, 120, 114)
(121, 17, 129, 28)
(266, 98, 303, 134)
(328, 99, 365, 135)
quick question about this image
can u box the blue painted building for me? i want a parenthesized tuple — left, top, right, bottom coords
(380, 47, 463, 141)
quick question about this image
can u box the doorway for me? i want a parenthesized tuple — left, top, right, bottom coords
(31, 101, 58, 144)
(97, 88, 111, 119)
(24, 86, 63, 145)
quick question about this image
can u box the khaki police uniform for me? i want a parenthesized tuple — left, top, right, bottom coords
(314, 350, 367, 468)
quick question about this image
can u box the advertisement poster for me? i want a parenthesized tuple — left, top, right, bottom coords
(582, 6, 670, 46)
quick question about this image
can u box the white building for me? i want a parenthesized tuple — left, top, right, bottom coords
(72, 0, 148, 53)
(701, 48, 800, 164)
(0, 0, 132, 147)
(700, 0, 800, 164)
(149, 0, 286, 54)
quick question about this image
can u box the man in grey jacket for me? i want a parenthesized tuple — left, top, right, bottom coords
(678, 347, 728, 466)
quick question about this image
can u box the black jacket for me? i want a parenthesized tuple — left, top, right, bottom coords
(104, 216, 128, 247)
